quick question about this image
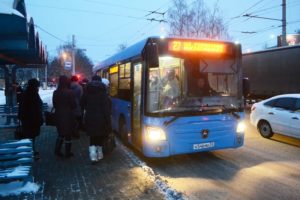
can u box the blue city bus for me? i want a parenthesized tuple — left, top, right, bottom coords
(94, 37, 246, 157)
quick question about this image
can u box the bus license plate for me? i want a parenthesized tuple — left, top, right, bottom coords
(193, 142, 215, 150)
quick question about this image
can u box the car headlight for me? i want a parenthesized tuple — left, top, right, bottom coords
(146, 126, 167, 141)
(236, 121, 246, 133)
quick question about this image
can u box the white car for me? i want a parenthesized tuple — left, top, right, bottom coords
(250, 94, 300, 139)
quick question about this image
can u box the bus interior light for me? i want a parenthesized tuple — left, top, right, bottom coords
(146, 126, 167, 141)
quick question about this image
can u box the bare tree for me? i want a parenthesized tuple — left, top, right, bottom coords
(48, 43, 93, 81)
(189, 0, 208, 38)
(206, 1, 229, 39)
(167, 0, 229, 40)
(167, 0, 189, 37)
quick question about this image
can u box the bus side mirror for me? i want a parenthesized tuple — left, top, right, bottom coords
(243, 77, 250, 97)
(143, 43, 159, 68)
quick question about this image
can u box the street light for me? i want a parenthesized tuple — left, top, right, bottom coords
(62, 52, 68, 60)
(61, 34, 87, 75)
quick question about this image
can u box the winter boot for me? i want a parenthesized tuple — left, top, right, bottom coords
(96, 146, 103, 160)
(54, 138, 64, 157)
(89, 146, 98, 163)
(65, 141, 74, 158)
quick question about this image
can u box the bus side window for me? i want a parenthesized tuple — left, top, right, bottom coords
(118, 62, 131, 101)
(109, 72, 118, 97)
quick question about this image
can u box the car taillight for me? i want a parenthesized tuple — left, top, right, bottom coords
(251, 105, 256, 112)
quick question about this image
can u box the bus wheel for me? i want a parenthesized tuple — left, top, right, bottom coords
(119, 119, 128, 145)
(258, 120, 274, 138)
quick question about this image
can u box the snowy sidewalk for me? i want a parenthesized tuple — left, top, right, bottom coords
(0, 126, 164, 199)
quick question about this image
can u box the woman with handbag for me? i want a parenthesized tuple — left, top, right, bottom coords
(53, 75, 76, 158)
(81, 75, 112, 163)
(18, 78, 43, 160)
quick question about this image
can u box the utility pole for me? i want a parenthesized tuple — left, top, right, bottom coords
(282, 0, 287, 46)
(72, 34, 76, 75)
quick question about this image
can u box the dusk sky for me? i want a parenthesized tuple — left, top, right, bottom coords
(25, 0, 300, 65)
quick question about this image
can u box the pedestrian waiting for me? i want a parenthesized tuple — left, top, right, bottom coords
(18, 78, 43, 160)
(81, 75, 112, 163)
(70, 75, 83, 138)
(53, 75, 76, 158)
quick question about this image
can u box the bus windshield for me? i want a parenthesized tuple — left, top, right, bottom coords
(146, 56, 242, 115)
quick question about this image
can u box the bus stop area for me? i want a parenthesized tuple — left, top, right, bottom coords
(0, 123, 164, 200)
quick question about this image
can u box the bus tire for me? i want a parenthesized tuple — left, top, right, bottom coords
(258, 120, 274, 138)
(119, 118, 128, 145)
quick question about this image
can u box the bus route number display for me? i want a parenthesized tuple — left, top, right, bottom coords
(169, 40, 226, 54)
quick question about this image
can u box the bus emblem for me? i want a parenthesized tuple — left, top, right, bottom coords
(202, 130, 209, 139)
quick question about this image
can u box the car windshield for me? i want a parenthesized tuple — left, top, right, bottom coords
(146, 56, 242, 115)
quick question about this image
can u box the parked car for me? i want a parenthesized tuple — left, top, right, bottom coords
(250, 94, 300, 139)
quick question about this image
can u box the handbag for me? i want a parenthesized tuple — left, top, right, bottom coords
(102, 133, 116, 155)
(44, 108, 56, 126)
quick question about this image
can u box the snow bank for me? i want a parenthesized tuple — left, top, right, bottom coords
(117, 140, 187, 200)
(4, 166, 31, 178)
(0, 181, 39, 197)
(6, 139, 32, 144)
(0, 89, 54, 106)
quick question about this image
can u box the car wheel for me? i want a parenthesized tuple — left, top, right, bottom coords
(119, 118, 128, 145)
(258, 121, 274, 138)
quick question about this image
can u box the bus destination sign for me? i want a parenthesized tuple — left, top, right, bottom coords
(168, 40, 227, 54)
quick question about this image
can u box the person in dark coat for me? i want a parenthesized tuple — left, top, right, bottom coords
(70, 75, 83, 138)
(79, 78, 89, 131)
(81, 75, 111, 163)
(53, 75, 76, 158)
(16, 82, 23, 104)
(18, 78, 43, 160)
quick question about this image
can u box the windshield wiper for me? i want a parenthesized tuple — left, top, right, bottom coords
(200, 104, 240, 119)
(218, 105, 240, 119)
(163, 116, 180, 127)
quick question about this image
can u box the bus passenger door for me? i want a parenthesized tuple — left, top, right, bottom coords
(132, 62, 142, 148)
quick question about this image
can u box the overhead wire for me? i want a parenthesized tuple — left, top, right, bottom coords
(27, 3, 146, 20)
(78, 0, 172, 61)
(31, 0, 300, 62)
(28, 0, 170, 54)
(248, 1, 300, 16)
(224, 0, 267, 27)
(239, 20, 300, 50)
(34, 24, 66, 43)
(76, 0, 171, 43)
(235, 1, 300, 36)
(81, 0, 149, 12)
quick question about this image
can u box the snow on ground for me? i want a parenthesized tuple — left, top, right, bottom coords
(0, 181, 40, 197)
(0, 90, 5, 105)
(0, 88, 55, 107)
(38, 88, 55, 107)
(0, 88, 186, 199)
(117, 139, 187, 200)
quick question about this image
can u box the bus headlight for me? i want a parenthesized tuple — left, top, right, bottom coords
(146, 126, 167, 141)
(236, 121, 246, 133)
